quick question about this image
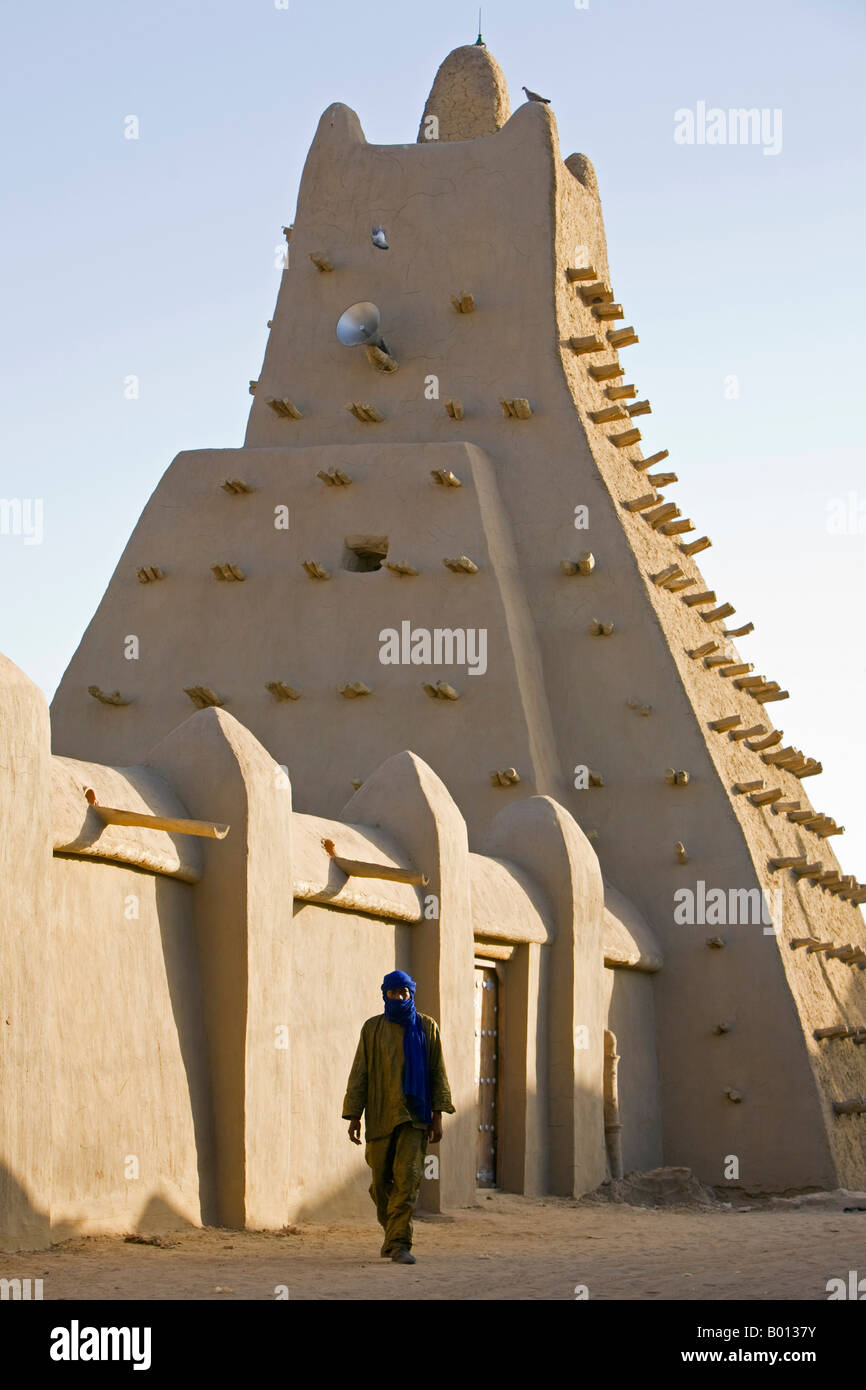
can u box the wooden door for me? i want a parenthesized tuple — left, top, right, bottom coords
(474, 964, 499, 1186)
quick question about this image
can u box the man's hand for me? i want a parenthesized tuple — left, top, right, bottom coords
(347, 1117, 362, 1145)
(427, 1112, 443, 1144)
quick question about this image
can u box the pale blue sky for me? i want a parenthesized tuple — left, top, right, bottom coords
(1, 0, 864, 868)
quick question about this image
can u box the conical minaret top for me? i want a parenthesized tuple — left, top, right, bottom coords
(418, 44, 511, 142)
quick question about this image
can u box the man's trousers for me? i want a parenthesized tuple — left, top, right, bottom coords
(364, 1121, 428, 1254)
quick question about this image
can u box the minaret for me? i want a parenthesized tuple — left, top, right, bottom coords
(51, 46, 866, 1192)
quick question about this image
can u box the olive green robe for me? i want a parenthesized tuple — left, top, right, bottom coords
(342, 1013, 455, 1140)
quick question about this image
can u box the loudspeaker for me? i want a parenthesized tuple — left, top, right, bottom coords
(336, 302, 389, 354)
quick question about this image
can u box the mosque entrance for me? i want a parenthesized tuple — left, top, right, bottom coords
(474, 963, 500, 1187)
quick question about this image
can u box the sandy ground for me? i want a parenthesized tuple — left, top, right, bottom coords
(5, 1190, 866, 1301)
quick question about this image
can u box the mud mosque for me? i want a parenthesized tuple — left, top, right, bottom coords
(2, 43, 864, 1251)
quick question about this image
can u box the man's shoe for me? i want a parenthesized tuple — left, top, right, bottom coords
(391, 1248, 416, 1264)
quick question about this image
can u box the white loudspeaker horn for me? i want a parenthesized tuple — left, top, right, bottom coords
(336, 302, 390, 354)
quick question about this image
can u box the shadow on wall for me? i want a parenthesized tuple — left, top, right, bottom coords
(48, 1193, 200, 1247)
(289, 1077, 606, 1227)
(0, 1160, 198, 1253)
(0, 1160, 49, 1254)
(154, 876, 219, 1226)
(291, 1104, 481, 1226)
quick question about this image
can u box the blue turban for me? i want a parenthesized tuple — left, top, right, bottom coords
(382, 970, 431, 1125)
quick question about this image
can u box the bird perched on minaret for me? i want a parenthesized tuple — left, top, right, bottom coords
(522, 85, 551, 104)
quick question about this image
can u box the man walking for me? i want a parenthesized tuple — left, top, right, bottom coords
(343, 969, 455, 1264)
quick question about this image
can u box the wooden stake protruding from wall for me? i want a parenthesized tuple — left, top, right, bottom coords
(566, 265, 598, 282)
(665, 769, 690, 786)
(590, 362, 626, 381)
(754, 687, 790, 704)
(562, 552, 596, 576)
(680, 536, 712, 555)
(762, 746, 799, 766)
(701, 603, 736, 623)
(444, 399, 464, 420)
(443, 556, 479, 574)
(626, 698, 653, 716)
(633, 450, 670, 473)
(833, 1099, 866, 1115)
(267, 681, 301, 701)
(624, 492, 660, 512)
(88, 686, 132, 706)
(431, 468, 462, 486)
(385, 560, 419, 577)
(607, 326, 638, 348)
(675, 842, 689, 864)
(184, 686, 224, 709)
(422, 681, 460, 701)
(568, 335, 605, 355)
(268, 398, 303, 419)
(84, 789, 229, 840)
(365, 344, 398, 373)
(322, 838, 429, 887)
(338, 682, 372, 698)
(728, 724, 766, 741)
(579, 281, 613, 304)
(610, 427, 642, 448)
(750, 788, 784, 806)
(500, 398, 533, 419)
(317, 467, 352, 486)
(302, 560, 331, 580)
(688, 641, 718, 659)
(710, 715, 742, 732)
(137, 566, 164, 583)
(797, 759, 823, 777)
(211, 563, 245, 581)
(221, 478, 254, 494)
(451, 293, 475, 313)
(590, 618, 615, 636)
(747, 730, 783, 750)
(490, 768, 521, 786)
(593, 302, 624, 321)
(651, 563, 683, 586)
(644, 503, 679, 528)
(347, 402, 384, 422)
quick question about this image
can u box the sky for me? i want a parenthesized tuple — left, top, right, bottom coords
(1, 0, 864, 870)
